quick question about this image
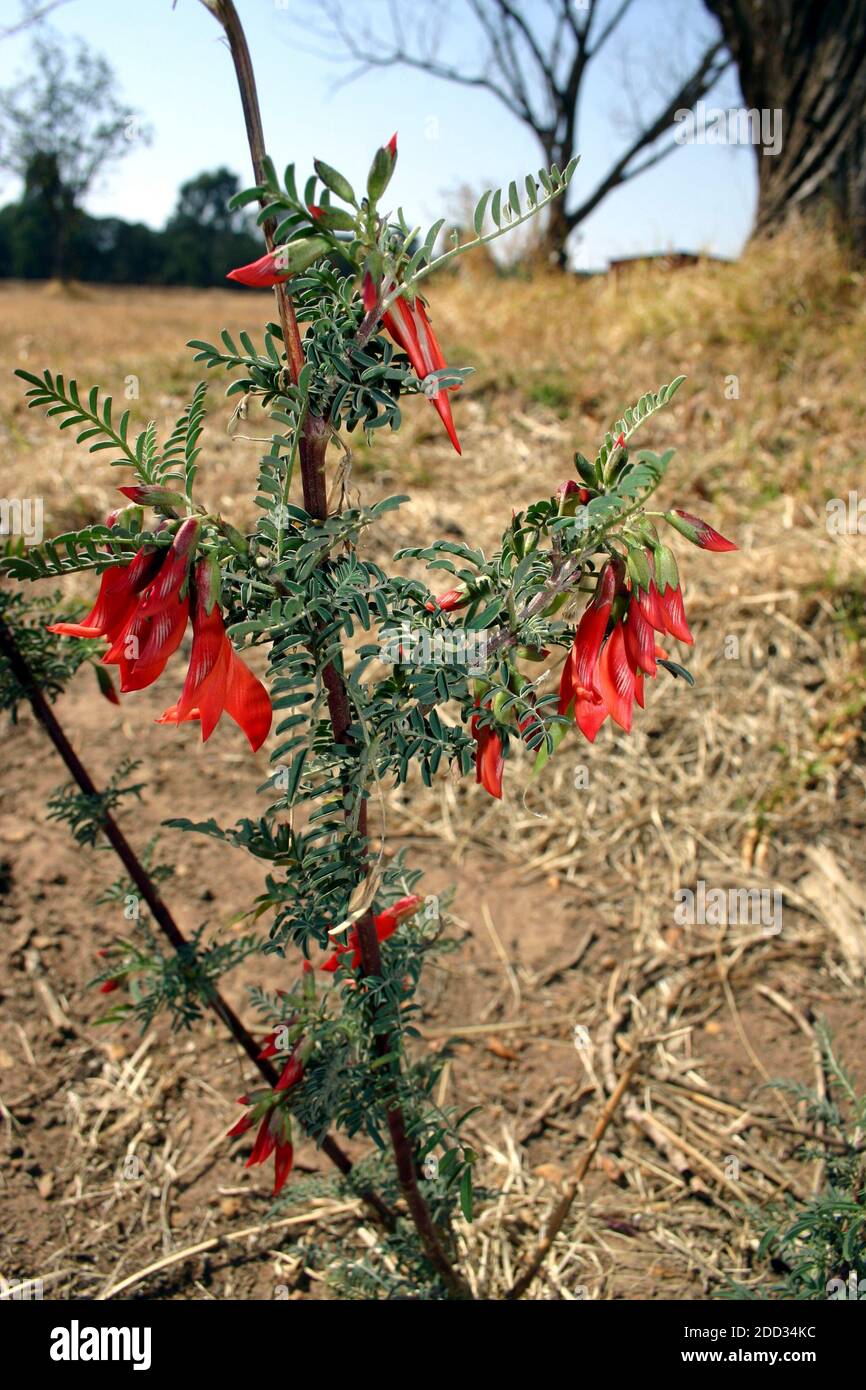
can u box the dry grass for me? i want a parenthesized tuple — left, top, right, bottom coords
(2, 223, 866, 1300)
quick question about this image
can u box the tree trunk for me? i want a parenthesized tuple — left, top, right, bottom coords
(706, 0, 866, 254)
(541, 195, 572, 270)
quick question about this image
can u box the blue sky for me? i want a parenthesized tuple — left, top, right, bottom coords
(0, 0, 756, 268)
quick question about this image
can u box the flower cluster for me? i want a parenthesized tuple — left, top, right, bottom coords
(49, 518, 271, 751)
(467, 500, 736, 795)
(227, 1033, 309, 1196)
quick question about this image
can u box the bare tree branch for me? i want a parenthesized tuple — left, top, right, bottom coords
(0, 0, 74, 40)
(586, 0, 637, 56)
(310, 1, 731, 264)
(567, 38, 729, 226)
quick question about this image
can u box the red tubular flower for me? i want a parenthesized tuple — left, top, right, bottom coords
(105, 594, 189, 693)
(275, 1051, 305, 1092)
(136, 518, 199, 618)
(561, 556, 686, 742)
(226, 247, 289, 288)
(594, 621, 635, 733)
(622, 597, 658, 676)
(573, 559, 622, 690)
(232, 1095, 295, 1194)
(246, 1113, 277, 1168)
(226, 1111, 255, 1139)
(658, 581, 693, 645)
(257, 1031, 281, 1061)
(652, 545, 693, 645)
(573, 684, 609, 742)
(99, 978, 121, 994)
(387, 132, 398, 159)
(50, 537, 271, 753)
(470, 705, 504, 799)
(318, 895, 423, 974)
(272, 1140, 294, 1196)
(157, 560, 272, 752)
(382, 291, 462, 454)
(47, 547, 160, 641)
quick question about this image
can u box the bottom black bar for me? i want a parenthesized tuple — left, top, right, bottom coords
(1, 1294, 860, 1375)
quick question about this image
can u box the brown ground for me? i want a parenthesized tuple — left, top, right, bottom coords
(1, 230, 865, 1300)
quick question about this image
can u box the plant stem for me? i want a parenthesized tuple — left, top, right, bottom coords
(0, 614, 394, 1229)
(202, 0, 470, 1295)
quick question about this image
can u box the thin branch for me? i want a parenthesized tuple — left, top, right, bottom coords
(315, 0, 531, 122)
(586, 0, 637, 58)
(0, 0, 73, 39)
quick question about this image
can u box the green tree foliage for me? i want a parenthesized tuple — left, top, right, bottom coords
(0, 30, 146, 280)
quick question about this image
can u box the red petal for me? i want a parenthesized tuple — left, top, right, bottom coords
(137, 519, 199, 619)
(558, 645, 577, 715)
(659, 583, 694, 645)
(635, 578, 668, 633)
(573, 683, 608, 742)
(275, 1055, 304, 1092)
(430, 387, 462, 454)
(176, 597, 228, 721)
(272, 1141, 294, 1195)
(222, 648, 272, 751)
(623, 599, 657, 676)
(673, 510, 737, 552)
(477, 727, 504, 798)
(596, 624, 635, 731)
(246, 1113, 276, 1168)
(226, 1112, 254, 1139)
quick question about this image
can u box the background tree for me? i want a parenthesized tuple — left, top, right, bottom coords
(160, 166, 261, 285)
(0, 30, 147, 280)
(704, 0, 866, 255)
(310, 0, 731, 267)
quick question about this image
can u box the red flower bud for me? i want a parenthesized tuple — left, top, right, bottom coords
(424, 587, 467, 613)
(666, 509, 737, 552)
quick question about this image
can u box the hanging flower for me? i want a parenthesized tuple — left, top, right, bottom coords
(228, 1042, 306, 1196)
(156, 559, 272, 752)
(226, 236, 331, 287)
(471, 703, 505, 799)
(559, 558, 677, 741)
(382, 289, 462, 454)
